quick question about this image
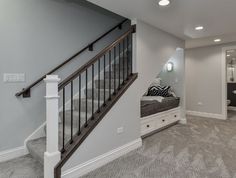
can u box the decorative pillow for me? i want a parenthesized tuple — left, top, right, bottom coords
(147, 85, 171, 97)
(143, 78, 162, 96)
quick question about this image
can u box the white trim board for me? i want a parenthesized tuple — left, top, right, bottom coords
(0, 146, 27, 163)
(62, 138, 142, 178)
(186, 110, 225, 120)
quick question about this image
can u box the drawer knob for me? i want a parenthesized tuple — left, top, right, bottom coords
(162, 119, 165, 122)
(147, 125, 150, 128)
(174, 115, 177, 117)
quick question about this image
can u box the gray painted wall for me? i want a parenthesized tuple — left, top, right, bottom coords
(62, 20, 185, 172)
(0, 0, 128, 152)
(158, 48, 185, 118)
(186, 42, 236, 115)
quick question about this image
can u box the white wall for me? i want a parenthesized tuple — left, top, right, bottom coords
(0, 0, 126, 152)
(62, 19, 185, 174)
(186, 42, 236, 117)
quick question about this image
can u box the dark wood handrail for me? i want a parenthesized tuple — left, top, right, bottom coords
(58, 25, 136, 91)
(15, 18, 128, 97)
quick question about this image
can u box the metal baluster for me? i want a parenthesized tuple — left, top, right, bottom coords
(85, 70, 88, 127)
(70, 81, 73, 144)
(114, 46, 116, 94)
(62, 88, 65, 153)
(109, 50, 111, 100)
(78, 74, 81, 135)
(98, 59, 101, 112)
(119, 43, 121, 89)
(92, 64, 94, 119)
(126, 36, 129, 80)
(123, 39, 125, 84)
(130, 33, 133, 75)
(103, 55, 106, 105)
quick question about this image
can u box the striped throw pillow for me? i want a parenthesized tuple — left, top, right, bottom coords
(147, 86, 171, 97)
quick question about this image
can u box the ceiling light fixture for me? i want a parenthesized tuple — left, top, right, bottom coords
(227, 54, 231, 57)
(195, 26, 204, 31)
(214, 38, 221, 42)
(158, 0, 171, 6)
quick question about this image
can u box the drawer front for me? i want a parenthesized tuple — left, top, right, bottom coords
(141, 119, 156, 136)
(169, 111, 180, 123)
(156, 115, 170, 128)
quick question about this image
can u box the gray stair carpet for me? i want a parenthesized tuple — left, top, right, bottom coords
(80, 116, 236, 178)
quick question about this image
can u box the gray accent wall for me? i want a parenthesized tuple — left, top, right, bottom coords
(0, 0, 127, 152)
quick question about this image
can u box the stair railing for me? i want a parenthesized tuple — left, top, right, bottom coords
(46, 25, 136, 178)
(16, 19, 128, 98)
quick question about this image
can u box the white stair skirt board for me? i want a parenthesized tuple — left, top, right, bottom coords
(186, 110, 226, 120)
(228, 106, 236, 111)
(140, 107, 181, 137)
(62, 138, 142, 178)
(0, 146, 27, 163)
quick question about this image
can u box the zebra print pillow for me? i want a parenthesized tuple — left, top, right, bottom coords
(147, 85, 171, 97)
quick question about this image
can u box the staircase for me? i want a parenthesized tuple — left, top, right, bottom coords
(16, 21, 137, 178)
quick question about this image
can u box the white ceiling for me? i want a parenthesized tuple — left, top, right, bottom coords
(87, 0, 236, 48)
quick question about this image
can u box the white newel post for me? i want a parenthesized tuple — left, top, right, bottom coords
(44, 75, 61, 178)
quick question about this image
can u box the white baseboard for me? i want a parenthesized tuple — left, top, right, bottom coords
(186, 110, 226, 120)
(228, 106, 236, 111)
(0, 146, 27, 163)
(62, 138, 142, 178)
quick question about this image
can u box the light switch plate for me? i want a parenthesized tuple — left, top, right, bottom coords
(3, 73, 25, 83)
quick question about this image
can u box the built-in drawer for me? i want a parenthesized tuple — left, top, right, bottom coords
(141, 119, 156, 136)
(168, 111, 180, 123)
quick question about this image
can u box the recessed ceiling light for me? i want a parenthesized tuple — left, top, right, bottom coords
(195, 26, 204, 31)
(214, 39, 221, 42)
(158, 0, 170, 6)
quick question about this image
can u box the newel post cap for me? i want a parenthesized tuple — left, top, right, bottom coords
(44, 75, 61, 83)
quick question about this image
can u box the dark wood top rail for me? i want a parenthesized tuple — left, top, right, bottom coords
(15, 18, 128, 98)
(58, 25, 136, 91)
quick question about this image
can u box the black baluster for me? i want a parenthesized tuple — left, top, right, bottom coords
(126, 36, 129, 80)
(98, 59, 101, 112)
(62, 88, 65, 153)
(130, 33, 133, 75)
(114, 46, 116, 94)
(123, 39, 125, 84)
(119, 43, 121, 89)
(103, 55, 106, 105)
(109, 50, 111, 100)
(78, 74, 81, 135)
(92, 64, 94, 119)
(85, 70, 88, 127)
(70, 81, 73, 144)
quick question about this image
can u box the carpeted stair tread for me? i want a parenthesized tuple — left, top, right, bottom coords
(26, 137, 46, 165)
